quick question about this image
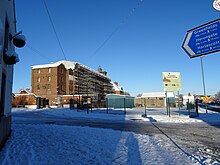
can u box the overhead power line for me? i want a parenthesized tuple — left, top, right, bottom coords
(26, 44, 54, 62)
(89, 0, 144, 59)
(43, 0, 67, 60)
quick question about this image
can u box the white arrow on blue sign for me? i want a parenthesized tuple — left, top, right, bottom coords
(182, 19, 220, 58)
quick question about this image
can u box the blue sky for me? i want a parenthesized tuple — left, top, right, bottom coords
(14, 0, 220, 96)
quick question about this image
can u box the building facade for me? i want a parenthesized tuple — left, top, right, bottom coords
(31, 60, 113, 106)
(135, 92, 174, 108)
(12, 89, 37, 108)
(0, 0, 24, 148)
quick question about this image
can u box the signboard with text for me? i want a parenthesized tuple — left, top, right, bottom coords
(162, 72, 182, 91)
(182, 19, 220, 58)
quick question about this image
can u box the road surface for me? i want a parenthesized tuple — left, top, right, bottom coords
(12, 110, 220, 163)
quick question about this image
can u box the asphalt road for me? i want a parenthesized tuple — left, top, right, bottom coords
(12, 111, 220, 163)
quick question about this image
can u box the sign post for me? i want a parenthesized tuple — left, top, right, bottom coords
(162, 72, 182, 92)
(165, 91, 168, 115)
(182, 19, 220, 58)
(162, 72, 182, 116)
(177, 90, 181, 115)
(200, 57, 208, 113)
(182, 19, 219, 114)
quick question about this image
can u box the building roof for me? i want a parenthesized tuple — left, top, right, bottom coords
(183, 95, 195, 99)
(31, 60, 77, 70)
(15, 89, 37, 97)
(106, 94, 134, 98)
(141, 92, 174, 98)
(31, 60, 110, 79)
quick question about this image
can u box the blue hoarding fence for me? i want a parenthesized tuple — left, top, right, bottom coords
(106, 94, 135, 112)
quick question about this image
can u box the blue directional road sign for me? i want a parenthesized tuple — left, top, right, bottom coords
(182, 19, 220, 58)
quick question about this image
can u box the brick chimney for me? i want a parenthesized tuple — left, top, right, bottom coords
(114, 82, 119, 86)
(98, 66, 102, 73)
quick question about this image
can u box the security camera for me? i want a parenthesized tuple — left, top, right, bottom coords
(13, 34, 26, 48)
(10, 31, 26, 48)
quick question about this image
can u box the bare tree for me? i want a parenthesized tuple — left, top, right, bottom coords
(214, 91, 220, 100)
(137, 94, 142, 97)
(12, 96, 28, 107)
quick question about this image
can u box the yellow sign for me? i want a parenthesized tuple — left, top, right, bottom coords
(162, 72, 182, 91)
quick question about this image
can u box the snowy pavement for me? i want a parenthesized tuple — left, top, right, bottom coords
(11, 107, 220, 124)
(0, 107, 220, 165)
(0, 124, 202, 165)
(143, 107, 220, 124)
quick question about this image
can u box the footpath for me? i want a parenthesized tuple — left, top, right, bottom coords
(140, 107, 220, 124)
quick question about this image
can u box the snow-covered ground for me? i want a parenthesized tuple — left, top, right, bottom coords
(0, 107, 219, 164)
(12, 107, 220, 124)
(0, 124, 206, 165)
(144, 108, 220, 123)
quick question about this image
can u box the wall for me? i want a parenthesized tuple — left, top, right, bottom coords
(135, 97, 165, 108)
(0, 0, 16, 149)
(32, 66, 60, 105)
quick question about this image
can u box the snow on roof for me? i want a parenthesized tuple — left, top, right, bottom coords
(141, 92, 174, 98)
(106, 94, 134, 98)
(183, 95, 195, 99)
(112, 82, 123, 92)
(15, 93, 37, 97)
(31, 60, 110, 79)
(31, 60, 77, 70)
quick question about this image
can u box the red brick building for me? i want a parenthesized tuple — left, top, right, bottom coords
(12, 89, 37, 107)
(31, 60, 113, 105)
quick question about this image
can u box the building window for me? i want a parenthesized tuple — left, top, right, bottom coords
(61, 77, 63, 82)
(61, 85, 63, 91)
(37, 77, 40, 82)
(48, 68, 51, 73)
(38, 69, 40, 74)
(37, 85, 40, 90)
(48, 76, 51, 82)
(61, 68, 64, 73)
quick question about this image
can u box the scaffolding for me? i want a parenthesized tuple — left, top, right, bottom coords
(74, 64, 113, 107)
